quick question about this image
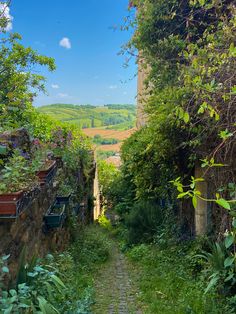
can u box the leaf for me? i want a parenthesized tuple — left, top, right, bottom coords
(225, 273, 234, 282)
(2, 254, 10, 261)
(194, 178, 205, 182)
(232, 219, 236, 228)
(204, 275, 219, 294)
(50, 274, 66, 289)
(225, 234, 234, 248)
(199, 0, 205, 6)
(224, 256, 235, 268)
(177, 186, 183, 193)
(2, 266, 9, 273)
(216, 199, 231, 210)
(37, 296, 60, 314)
(177, 192, 189, 199)
(183, 112, 190, 123)
(192, 195, 197, 209)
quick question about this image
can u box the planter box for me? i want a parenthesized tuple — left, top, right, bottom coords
(37, 160, 57, 184)
(72, 204, 80, 215)
(44, 202, 66, 229)
(56, 194, 71, 206)
(54, 156, 63, 168)
(0, 144, 8, 155)
(0, 191, 24, 216)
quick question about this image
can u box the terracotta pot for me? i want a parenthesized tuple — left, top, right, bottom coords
(37, 160, 57, 183)
(0, 191, 24, 215)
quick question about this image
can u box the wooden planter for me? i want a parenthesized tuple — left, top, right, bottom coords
(0, 191, 24, 216)
(44, 202, 66, 229)
(37, 160, 57, 184)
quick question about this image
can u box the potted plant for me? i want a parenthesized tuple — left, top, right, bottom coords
(32, 144, 57, 184)
(0, 152, 39, 216)
(56, 182, 73, 205)
(49, 128, 73, 168)
(44, 201, 66, 229)
(36, 159, 57, 184)
(0, 144, 8, 156)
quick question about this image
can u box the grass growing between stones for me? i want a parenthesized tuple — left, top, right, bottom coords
(91, 239, 143, 314)
(52, 224, 113, 313)
(126, 243, 228, 314)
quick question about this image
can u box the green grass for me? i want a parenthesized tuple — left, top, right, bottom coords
(37, 104, 136, 130)
(51, 224, 113, 313)
(126, 243, 228, 314)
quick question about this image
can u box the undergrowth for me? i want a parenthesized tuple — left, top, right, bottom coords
(0, 225, 112, 313)
(126, 240, 231, 314)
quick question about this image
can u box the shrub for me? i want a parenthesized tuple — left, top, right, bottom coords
(125, 200, 166, 244)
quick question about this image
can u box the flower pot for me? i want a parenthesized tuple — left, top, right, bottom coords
(0, 191, 24, 216)
(0, 144, 8, 155)
(37, 160, 57, 184)
(54, 156, 63, 168)
(56, 194, 71, 206)
(44, 202, 66, 229)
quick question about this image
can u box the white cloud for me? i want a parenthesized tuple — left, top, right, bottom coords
(51, 84, 59, 89)
(0, 3, 13, 31)
(109, 85, 118, 90)
(59, 37, 71, 49)
(58, 93, 69, 98)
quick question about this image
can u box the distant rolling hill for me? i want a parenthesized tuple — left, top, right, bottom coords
(37, 104, 136, 130)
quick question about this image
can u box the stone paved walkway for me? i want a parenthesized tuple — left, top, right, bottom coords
(92, 244, 142, 314)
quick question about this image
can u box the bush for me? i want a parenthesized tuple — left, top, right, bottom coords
(125, 200, 166, 244)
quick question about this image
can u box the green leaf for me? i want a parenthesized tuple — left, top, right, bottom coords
(51, 274, 66, 289)
(225, 234, 234, 248)
(232, 219, 236, 228)
(177, 186, 183, 192)
(2, 266, 9, 273)
(225, 273, 234, 282)
(205, 275, 219, 294)
(183, 112, 190, 123)
(37, 296, 60, 314)
(2, 254, 10, 261)
(224, 256, 235, 268)
(199, 0, 205, 6)
(216, 199, 231, 210)
(177, 192, 189, 199)
(192, 196, 197, 209)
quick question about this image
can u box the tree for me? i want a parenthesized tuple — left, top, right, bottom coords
(0, 2, 56, 129)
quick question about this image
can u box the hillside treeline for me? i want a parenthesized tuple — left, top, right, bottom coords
(38, 104, 136, 130)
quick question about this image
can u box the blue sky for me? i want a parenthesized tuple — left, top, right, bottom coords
(9, 0, 137, 106)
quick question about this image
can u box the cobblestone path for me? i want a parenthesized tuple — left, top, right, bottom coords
(92, 245, 142, 314)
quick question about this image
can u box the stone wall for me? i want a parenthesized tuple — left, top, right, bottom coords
(0, 174, 70, 279)
(93, 162, 101, 220)
(0, 129, 95, 281)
